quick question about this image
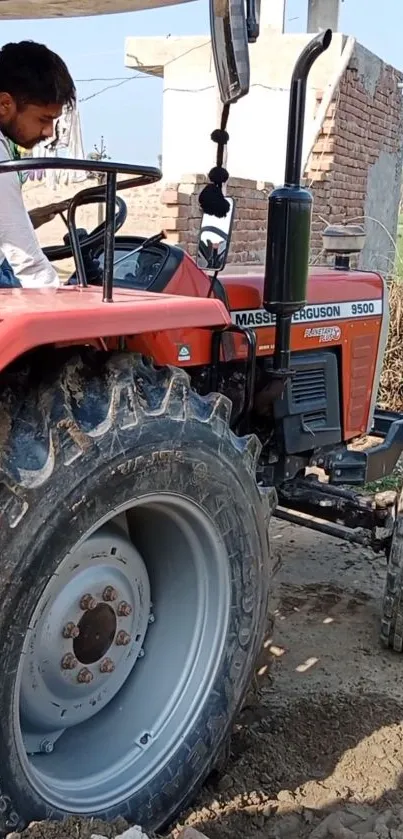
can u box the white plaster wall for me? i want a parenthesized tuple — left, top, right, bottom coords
(126, 31, 346, 184)
(162, 69, 218, 181)
(225, 85, 316, 184)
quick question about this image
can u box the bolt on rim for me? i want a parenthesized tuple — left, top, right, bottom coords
(14, 493, 231, 812)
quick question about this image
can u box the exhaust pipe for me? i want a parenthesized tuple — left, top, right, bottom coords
(263, 29, 332, 373)
(284, 28, 332, 187)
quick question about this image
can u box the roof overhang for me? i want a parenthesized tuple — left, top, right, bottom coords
(0, 0, 194, 18)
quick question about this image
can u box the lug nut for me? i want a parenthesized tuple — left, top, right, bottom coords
(61, 653, 77, 670)
(62, 621, 80, 639)
(39, 739, 54, 754)
(116, 630, 131, 646)
(117, 601, 132, 617)
(103, 585, 118, 602)
(100, 657, 115, 673)
(80, 593, 97, 611)
(148, 613, 155, 624)
(77, 667, 94, 684)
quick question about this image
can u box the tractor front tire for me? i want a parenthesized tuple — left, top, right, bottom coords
(0, 350, 274, 835)
(381, 490, 403, 651)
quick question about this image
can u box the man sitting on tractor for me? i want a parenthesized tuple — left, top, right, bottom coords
(0, 40, 75, 288)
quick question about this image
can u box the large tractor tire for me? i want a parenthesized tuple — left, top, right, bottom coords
(381, 490, 403, 651)
(0, 350, 274, 835)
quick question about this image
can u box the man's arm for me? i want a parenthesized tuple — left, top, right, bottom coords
(0, 169, 60, 288)
(29, 199, 70, 230)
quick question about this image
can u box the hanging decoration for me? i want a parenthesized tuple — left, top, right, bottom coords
(198, 103, 231, 219)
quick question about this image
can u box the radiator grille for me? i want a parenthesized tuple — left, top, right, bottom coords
(280, 351, 341, 454)
(292, 367, 326, 406)
(302, 409, 327, 428)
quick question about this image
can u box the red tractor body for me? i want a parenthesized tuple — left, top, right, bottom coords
(0, 16, 401, 837)
(120, 256, 387, 443)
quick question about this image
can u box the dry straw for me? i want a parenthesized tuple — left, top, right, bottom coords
(379, 277, 403, 413)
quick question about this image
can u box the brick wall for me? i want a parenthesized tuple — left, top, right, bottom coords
(26, 43, 403, 277)
(25, 177, 166, 245)
(27, 173, 272, 268)
(161, 175, 272, 263)
(171, 49, 403, 271)
(305, 44, 403, 272)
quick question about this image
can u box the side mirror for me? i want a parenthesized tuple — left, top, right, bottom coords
(197, 197, 235, 273)
(210, 0, 251, 105)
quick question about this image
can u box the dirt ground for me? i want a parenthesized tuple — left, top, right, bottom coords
(16, 519, 403, 839)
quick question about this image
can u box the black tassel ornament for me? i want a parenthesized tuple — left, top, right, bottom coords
(199, 104, 231, 218)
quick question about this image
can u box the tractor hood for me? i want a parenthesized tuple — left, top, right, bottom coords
(0, 0, 193, 18)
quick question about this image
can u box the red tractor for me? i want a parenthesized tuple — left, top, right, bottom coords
(0, 0, 402, 834)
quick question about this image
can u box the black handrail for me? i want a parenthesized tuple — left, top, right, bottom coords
(0, 157, 161, 182)
(0, 158, 162, 298)
(103, 173, 117, 302)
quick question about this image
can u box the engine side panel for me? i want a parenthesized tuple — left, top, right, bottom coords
(129, 261, 385, 442)
(224, 267, 386, 440)
(274, 350, 342, 453)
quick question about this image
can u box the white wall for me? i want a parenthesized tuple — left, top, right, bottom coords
(225, 85, 316, 184)
(162, 70, 218, 181)
(126, 31, 346, 185)
(158, 32, 345, 184)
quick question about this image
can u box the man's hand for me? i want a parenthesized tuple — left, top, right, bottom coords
(29, 199, 70, 230)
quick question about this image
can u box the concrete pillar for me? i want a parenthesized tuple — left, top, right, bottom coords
(260, 0, 285, 32)
(307, 0, 340, 32)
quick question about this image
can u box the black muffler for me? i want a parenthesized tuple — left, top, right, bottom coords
(263, 29, 332, 373)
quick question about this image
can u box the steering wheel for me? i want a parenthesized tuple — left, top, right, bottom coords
(201, 225, 229, 240)
(0, 156, 162, 294)
(42, 195, 127, 263)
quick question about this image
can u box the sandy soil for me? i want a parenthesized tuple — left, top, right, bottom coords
(13, 518, 403, 839)
(170, 519, 403, 839)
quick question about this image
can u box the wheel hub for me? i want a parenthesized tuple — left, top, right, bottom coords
(20, 524, 151, 754)
(74, 602, 117, 664)
(15, 492, 231, 813)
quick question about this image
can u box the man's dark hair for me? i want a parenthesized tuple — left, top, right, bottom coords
(0, 41, 76, 108)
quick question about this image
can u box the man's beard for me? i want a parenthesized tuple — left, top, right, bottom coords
(0, 119, 41, 150)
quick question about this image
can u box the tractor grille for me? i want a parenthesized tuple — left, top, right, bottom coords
(302, 409, 327, 429)
(292, 368, 327, 429)
(292, 367, 326, 406)
(275, 350, 341, 454)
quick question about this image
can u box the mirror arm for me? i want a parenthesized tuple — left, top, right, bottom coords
(207, 270, 220, 298)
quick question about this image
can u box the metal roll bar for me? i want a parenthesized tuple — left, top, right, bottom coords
(0, 158, 161, 301)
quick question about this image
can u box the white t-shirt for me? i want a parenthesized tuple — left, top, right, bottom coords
(0, 132, 59, 287)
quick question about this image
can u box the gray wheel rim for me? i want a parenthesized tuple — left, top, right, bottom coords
(14, 493, 231, 812)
